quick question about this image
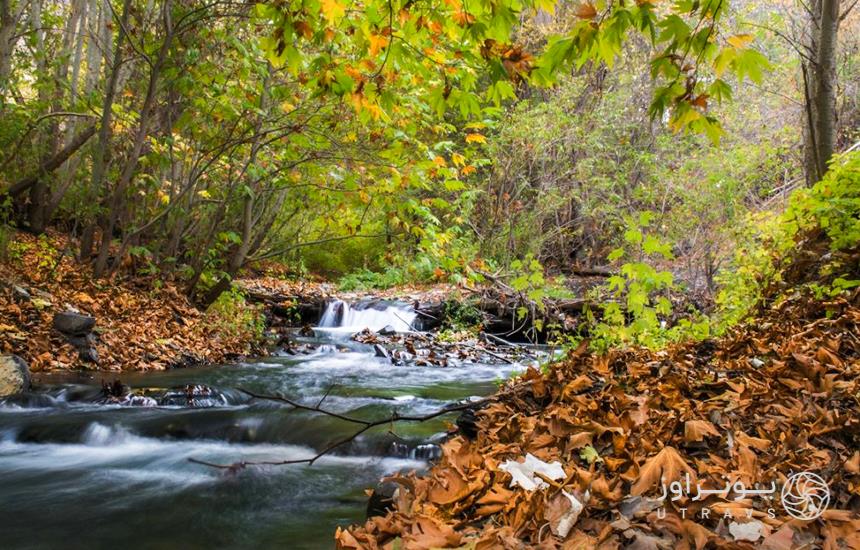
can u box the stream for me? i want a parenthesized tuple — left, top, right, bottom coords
(0, 300, 526, 549)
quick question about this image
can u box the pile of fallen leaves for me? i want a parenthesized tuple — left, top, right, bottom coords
(0, 231, 264, 371)
(339, 291, 860, 549)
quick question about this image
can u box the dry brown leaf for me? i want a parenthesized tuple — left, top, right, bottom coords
(684, 420, 720, 442)
(631, 446, 697, 496)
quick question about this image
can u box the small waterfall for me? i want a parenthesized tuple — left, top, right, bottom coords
(318, 299, 417, 332)
(388, 441, 443, 461)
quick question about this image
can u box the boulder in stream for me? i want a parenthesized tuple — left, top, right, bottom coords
(377, 325, 397, 336)
(373, 344, 390, 361)
(0, 355, 30, 397)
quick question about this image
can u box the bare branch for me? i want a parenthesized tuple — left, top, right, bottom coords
(187, 389, 509, 470)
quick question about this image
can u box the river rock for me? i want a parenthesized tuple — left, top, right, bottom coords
(0, 355, 30, 397)
(12, 285, 31, 302)
(78, 346, 100, 364)
(377, 325, 397, 336)
(365, 483, 397, 519)
(373, 344, 390, 361)
(52, 311, 96, 336)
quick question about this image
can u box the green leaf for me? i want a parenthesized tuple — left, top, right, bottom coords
(580, 445, 603, 464)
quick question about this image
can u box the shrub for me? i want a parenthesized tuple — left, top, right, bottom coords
(205, 286, 266, 343)
(715, 151, 860, 328)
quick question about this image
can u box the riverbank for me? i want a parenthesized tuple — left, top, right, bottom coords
(0, 231, 517, 373)
(339, 291, 860, 548)
(0, 231, 266, 371)
(0, 294, 526, 548)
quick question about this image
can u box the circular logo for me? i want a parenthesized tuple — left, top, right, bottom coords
(781, 472, 830, 520)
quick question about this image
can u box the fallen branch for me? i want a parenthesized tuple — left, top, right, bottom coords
(188, 388, 496, 470)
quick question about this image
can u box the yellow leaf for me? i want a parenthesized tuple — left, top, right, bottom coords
(670, 107, 701, 131)
(368, 34, 389, 56)
(320, 0, 345, 23)
(727, 34, 754, 49)
(465, 133, 486, 144)
(451, 152, 466, 167)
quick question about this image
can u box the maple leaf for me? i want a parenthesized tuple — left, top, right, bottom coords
(684, 419, 720, 442)
(320, 0, 345, 23)
(727, 33, 754, 49)
(575, 2, 597, 19)
(368, 34, 388, 56)
(465, 133, 486, 144)
(631, 446, 697, 496)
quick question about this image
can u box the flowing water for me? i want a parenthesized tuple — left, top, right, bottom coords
(0, 301, 525, 549)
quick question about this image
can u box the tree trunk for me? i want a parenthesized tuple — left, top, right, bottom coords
(813, 0, 839, 178)
(94, 0, 174, 277)
(0, 0, 25, 100)
(89, 0, 131, 270)
(803, 0, 841, 185)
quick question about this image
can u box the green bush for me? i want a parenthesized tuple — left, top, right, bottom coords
(337, 267, 407, 291)
(715, 151, 860, 327)
(588, 213, 676, 350)
(205, 286, 266, 342)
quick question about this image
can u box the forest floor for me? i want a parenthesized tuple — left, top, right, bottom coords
(0, 231, 271, 371)
(0, 231, 470, 372)
(339, 291, 860, 549)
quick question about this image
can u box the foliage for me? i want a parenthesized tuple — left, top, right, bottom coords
(588, 212, 708, 351)
(205, 287, 266, 343)
(715, 151, 860, 327)
(338, 266, 408, 291)
(474, 48, 798, 287)
(258, 0, 771, 142)
(508, 254, 547, 310)
(441, 300, 483, 332)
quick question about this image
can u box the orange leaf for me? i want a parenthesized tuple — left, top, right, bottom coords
(575, 2, 597, 19)
(684, 420, 720, 442)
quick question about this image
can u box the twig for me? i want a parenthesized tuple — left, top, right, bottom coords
(189, 381, 539, 472)
(482, 332, 537, 360)
(315, 384, 337, 408)
(188, 389, 496, 470)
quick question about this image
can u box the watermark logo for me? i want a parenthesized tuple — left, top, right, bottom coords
(781, 471, 830, 520)
(653, 471, 830, 522)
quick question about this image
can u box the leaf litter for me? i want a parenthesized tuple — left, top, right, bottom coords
(0, 231, 265, 371)
(338, 291, 860, 549)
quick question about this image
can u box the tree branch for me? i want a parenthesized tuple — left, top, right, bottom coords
(3, 124, 97, 197)
(188, 388, 504, 470)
